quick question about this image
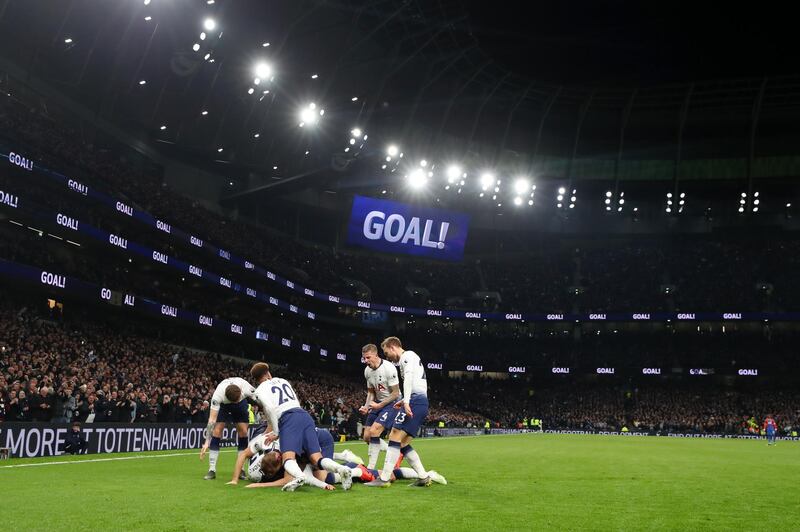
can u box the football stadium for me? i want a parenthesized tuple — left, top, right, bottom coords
(1, 1, 799, 530)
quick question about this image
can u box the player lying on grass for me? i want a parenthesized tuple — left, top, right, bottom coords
(359, 343, 401, 470)
(226, 424, 361, 488)
(249, 362, 353, 491)
(235, 428, 446, 490)
(199, 376, 258, 480)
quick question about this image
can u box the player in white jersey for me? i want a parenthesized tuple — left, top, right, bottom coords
(199, 377, 257, 480)
(248, 362, 352, 492)
(359, 343, 401, 469)
(365, 336, 441, 488)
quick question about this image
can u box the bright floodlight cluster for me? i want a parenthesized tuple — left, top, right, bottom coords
(605, 190, 625, 212)
(298, 102, 324, 127)
(739, 191, 760, 213)
(665, 192, 686, 214)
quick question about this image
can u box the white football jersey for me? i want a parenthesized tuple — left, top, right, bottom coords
(364, 359, 400, 403)
(399, 350, 427, 397)
(210, 377, 257, 411)
(254, 377, 302, 429)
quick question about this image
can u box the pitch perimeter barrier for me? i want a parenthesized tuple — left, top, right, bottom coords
(0, 422, 268, 459)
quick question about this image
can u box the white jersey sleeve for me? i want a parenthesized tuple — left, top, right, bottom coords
(254, 377, 302, 435)
(399, 350, 427, 397)
(248, 433, 280, 455)
(210, 377, 257, 411)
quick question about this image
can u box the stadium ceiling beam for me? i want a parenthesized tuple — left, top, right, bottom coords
(221, 165, 331, 201)
(400, 47, 473, 140)
(613, 88, 638, 198)
(671, 84, 694, 199)
(432, 60, 492, 147)
(530, 87, 561, 175)
(746, 77, 768, 209)
(495, 82, 534, 166)
(566, 90, 596, 193)
(466, 72, 511, 151)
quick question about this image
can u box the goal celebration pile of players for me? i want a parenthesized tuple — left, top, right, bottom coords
(198, 336, 447, 491)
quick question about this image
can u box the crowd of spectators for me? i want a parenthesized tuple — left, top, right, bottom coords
(0, 300, 482, 433)
(1, 296, 797, 436)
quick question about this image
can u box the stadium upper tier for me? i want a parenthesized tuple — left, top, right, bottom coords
(1, 82, 800, 321)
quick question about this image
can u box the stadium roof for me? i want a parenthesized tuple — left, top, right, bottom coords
(1, 1, 799, 212)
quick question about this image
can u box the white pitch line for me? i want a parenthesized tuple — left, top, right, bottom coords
(0, 449, 238, 469)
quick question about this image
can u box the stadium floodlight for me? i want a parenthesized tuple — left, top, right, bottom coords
(666, 207, 671, 213)
(253, 133, 260, 138)
(143, 0, 151, 4)
(298, 102, 323, 127)
(754, 191, 760, 197)
(192, 43, 200, 52)
(408, 168, 427, 189)
(514, 178, 530, 195)
(446, 165, 461, 183)
(200, 32, 206, 41)
(420, 160, 428, 167)
(262, 42, 270, 47)
(528, 199, 534, 206)
(606, 191, 612, 198)
(159, 125, 166, 130)
(558, 187, 566, 195)
(254, 62, 272, 79)
(138, 80, 146, 85)
(311, 74, 319, 79)
(738, 206, 745, 213)
(351, 128, 362, 138)
(666, 192, 673, 198)
(64, 38, 73, 44)
(787, 203, 792, 208)
(387, 145, 399, 157)
(605, 198, 611, 205)
(217, 147, 223, 152)
(351, 96, 358, 101)
(203, 18, 217, 31)
(247, 88, 254, 95)
(741, 192, 747, 197)
(145, 16, 152, 21)
(349, 138, 355, 145)
(480, 173, 495, 191)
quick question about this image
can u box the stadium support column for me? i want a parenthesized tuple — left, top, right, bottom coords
(495, 82, 534, 167)
(746, 78, 767, 212)
(564, 90, 595, 211)
(530, 88, 561, 177)
(671, 84, 694, 212)
(614, 89, 638, 206)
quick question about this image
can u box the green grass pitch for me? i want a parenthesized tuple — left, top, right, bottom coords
(2, 434, 797, 530)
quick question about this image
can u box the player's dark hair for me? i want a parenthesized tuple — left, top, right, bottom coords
(362, 343, 378, 354)
(224, 384, 241, 403)
(381, 336, 402, 350)
(249, 362, 270, 382)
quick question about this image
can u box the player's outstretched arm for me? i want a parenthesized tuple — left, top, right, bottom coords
(244, 471, 293, 489)
(226, 447, 254, 485)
